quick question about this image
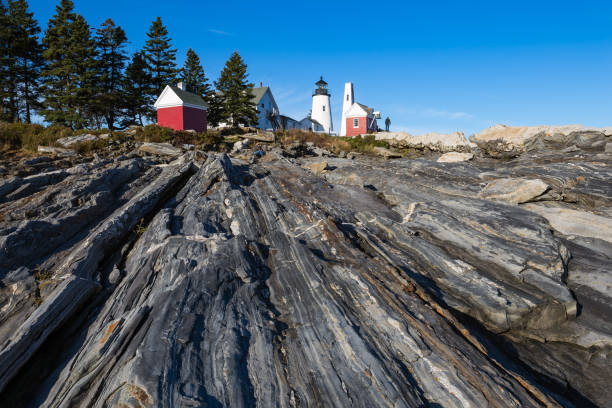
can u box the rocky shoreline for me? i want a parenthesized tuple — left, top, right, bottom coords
(0, 128, 610, 407)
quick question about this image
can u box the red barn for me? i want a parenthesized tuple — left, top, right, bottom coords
(345, 103, 379, 137)
(154, 83, 208, 132)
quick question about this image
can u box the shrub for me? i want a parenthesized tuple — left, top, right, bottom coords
(133, 124, 175, 143)
(0, 122, 73, 152)
(275, 130, 389, 154)
(72, 138, 110, 154)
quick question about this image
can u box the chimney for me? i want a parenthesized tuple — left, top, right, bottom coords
(177, 82, 186, 91)
(260, 82, 263, 88)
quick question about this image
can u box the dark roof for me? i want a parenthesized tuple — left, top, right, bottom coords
(279, 114, 299, 122)
(250, 86, 269, 104)
(169, 85, 207, 107)
(315, 76, 327, 87)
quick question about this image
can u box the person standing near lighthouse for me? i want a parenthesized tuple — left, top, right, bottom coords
(311, 76, 333, 134)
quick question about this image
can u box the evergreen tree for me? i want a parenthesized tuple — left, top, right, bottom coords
(8, 0, 45, 123)
(122, 51, 151, 127)
(41, 0, 98, 128)
(71, 14, 99, 128)
(180, 48, 210, 96)
(215, 51, 257, 127)
(205, 92, 224, 128)
(179, 48, 224, 126)
(0, 1, 11, 121)
(95, 18, 127, 130)
(143, 16, 176, 119)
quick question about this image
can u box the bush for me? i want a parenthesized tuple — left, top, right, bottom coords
(0, 122, 74, 152)
(133, 124, 175, 143)
(72, 138, 109, 154)
(342, 135, 389, 152)
(275, 130, 389, 154)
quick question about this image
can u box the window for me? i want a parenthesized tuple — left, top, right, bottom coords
(322, 106, 325, 111)
(346, 95, 349, 101)
(353, 118, 359, 128)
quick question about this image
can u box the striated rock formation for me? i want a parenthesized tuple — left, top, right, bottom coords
(470, 124, 612, 157)
(0, 143, 610, 407)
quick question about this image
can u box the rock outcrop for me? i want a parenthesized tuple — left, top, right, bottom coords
(375, 131, 475, 152)
(138, 142, 183, 157)
(470, 124, 612, 157)
(0, 143, 610, 407)
(56, 133, 99, 147)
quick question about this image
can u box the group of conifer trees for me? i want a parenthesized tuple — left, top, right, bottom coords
(0, 0, 257, 130)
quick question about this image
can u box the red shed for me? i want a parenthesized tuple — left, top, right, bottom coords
(345, 102, 378, 137)
(154, 83, 208, 132)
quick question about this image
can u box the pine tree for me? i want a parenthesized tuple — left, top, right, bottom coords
(122, 51, 151, 127)
(143, 16, 176, 119)
(205, 92, 224, 128)
(180, 48, 210, 97)
(2, 0, 19, 122)
(0, 1, 11, 121)
(8, 0, 45, 123)
(179, 48, 223, 126)
(41, 0, 98, 128)
(71, 14, 99, 128)
(215, 51, 257, 127)
(95, 18, 127, 130)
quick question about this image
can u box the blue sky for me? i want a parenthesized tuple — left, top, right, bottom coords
(28, 0, 612, 135)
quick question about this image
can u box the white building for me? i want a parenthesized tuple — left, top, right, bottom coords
(216, 84, 280, 130)
(299, 116, 325, 132)
(279, 115, 301, 130)
(251, 85, 280, 130)
(310, 76, 332, 133)
(340, 82, 354, 136)
(339, 82, 380, 137)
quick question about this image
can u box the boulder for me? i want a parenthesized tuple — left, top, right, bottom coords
(303, 161, 329, 175)
(373, 146, 402, 158)
(606, 142, 612, 153)
(138, 142, 182, 157)
(241, 132, 275, 142)
(231, 139, 250, 153)
(56, 133, 98, 147)
(437, 152, 474, 163)
(37, 146, 76, 156)
(479, 178, 550, 204)
(470, 124, 612, 156)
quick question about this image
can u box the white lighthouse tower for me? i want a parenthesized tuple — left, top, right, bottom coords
(340, 82, 354, 136)
(311, 76, 332, 133)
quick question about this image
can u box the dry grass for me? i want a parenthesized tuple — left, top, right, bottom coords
(276, 129, 389, 153)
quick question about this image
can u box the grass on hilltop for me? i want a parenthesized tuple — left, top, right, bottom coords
(276, 129, 389, 153)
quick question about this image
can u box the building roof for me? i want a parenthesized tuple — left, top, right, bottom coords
(300, 117, 323, 127)
(167, 85, 207, 107)
(355, 102, 374, 114)
(279, 114, 299, 122)
(315, 76, 327, 87)
(251, 86, 269, 105)
(346, 102, 374, 118)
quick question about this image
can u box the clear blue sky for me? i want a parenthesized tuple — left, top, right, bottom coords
(29, 0, 612, 135)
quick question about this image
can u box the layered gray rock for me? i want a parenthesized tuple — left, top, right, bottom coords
(0, 146, 610, 407)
